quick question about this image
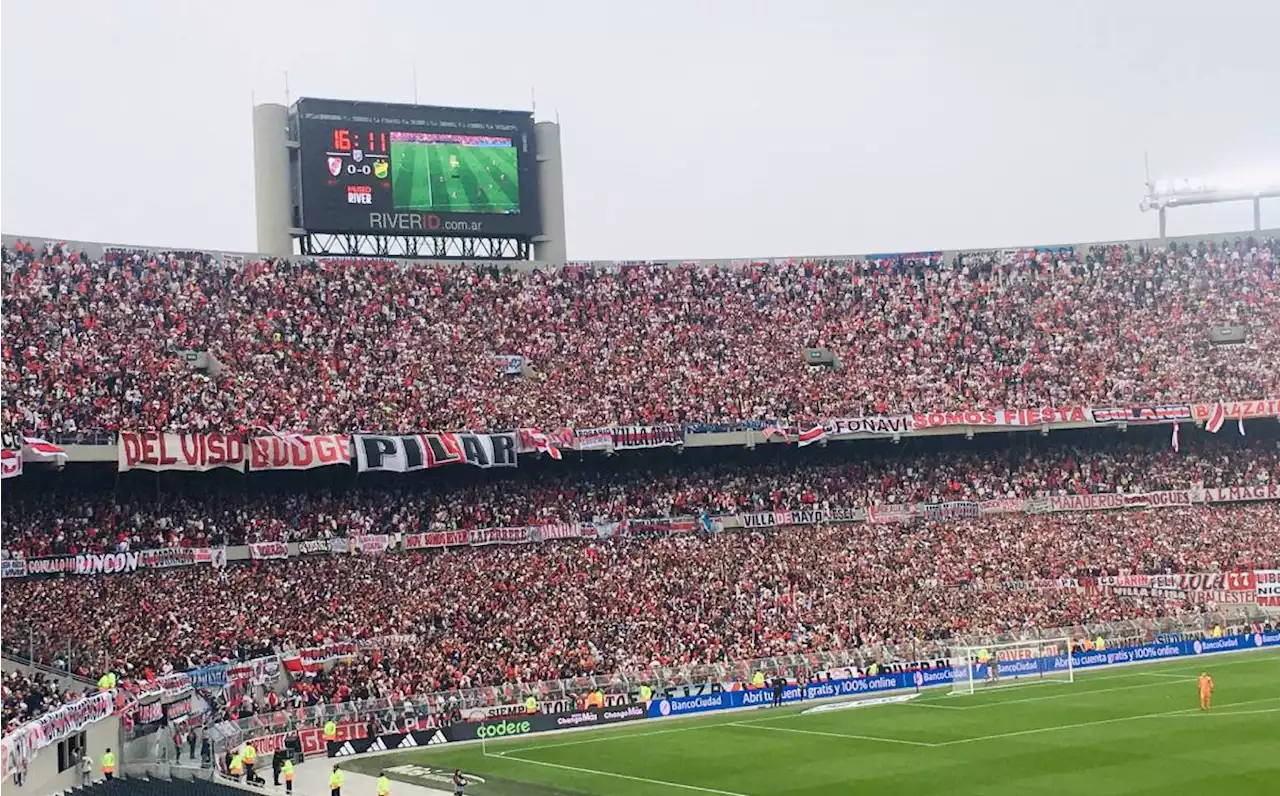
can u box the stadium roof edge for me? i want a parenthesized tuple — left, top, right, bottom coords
(3, 226, 1277, 273)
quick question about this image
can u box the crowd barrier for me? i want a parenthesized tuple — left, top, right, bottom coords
(313, 629, 1280, 759)
(5, 492, 1280, 581)
(5, 399, 1279, 476)
(0, 689, 115, 779)
(646, 631, 1280, 719)
(327, 705, 650, 757)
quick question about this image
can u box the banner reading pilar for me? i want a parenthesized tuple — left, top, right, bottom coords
(354, 433, 518, 472)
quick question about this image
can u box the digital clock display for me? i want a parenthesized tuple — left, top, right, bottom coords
(293, 98, 540, 237)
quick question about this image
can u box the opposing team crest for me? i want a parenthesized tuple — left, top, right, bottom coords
(327, 157, 342, 177)
(353, 149, 364, 163)
(373, 160, 389, 179)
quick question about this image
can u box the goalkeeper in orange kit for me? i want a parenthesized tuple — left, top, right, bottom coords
(1198, 672, 1214, 711)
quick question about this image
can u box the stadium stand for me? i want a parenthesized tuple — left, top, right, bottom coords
(2, 670, 93, 733)
(3, 237, 1277, 435)
(2, 233, 1278, 790)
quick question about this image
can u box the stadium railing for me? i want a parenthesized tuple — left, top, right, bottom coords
(199, 607, 1266, 757)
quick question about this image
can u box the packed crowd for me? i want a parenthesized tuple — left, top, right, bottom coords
(4, 236, 1278, 435)
(4, 504, 1277, 702)
(1, 669, 90, 733)
(2, 433, 1275, 553)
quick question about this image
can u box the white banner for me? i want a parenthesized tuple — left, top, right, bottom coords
(1, 690, 115, 778)
(118, 432, 246, 472)
(248, 542, 289, 560)
(1203, 485, 1280, 503)
(0, 555, 27, 579)
(248, 434, 351, 471)
(1256, 570, 1280, 607)
(353, 433, 518, 472)
(352, 534, 391, 554)
(0, 450, 21, 480)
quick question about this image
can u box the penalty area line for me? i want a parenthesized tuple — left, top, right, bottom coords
(933, 695, 1280, 747)
(497, 751, 751, 796)
(727, 721, 936, 747)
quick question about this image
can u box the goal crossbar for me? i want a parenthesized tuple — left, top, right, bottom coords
(948, 637, 1073, 696)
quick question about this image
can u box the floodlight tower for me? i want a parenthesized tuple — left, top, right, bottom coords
(1140, 174, 1280, 239)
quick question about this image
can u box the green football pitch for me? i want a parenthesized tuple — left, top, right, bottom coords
(390, 141, 520, 214)
(342, 649, 1280, 795)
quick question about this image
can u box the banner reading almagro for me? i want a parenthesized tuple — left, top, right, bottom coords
(119, 432, 246, 472)
(354, 433, 517, 472)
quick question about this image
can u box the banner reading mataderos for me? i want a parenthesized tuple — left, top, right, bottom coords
(354, 433, 517, 472)
(119, 432, 246, 472)
(1047, 489, 1193, 513)
(249, 434, 351, 471)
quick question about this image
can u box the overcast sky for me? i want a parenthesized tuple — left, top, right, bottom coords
(2, 0, 1277, 260)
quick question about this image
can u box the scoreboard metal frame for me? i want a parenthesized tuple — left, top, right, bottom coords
(285, 98, 543, 261)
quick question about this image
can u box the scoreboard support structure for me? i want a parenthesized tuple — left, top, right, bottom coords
(296, 232, 529, 260)
(252, 99, 567, 262)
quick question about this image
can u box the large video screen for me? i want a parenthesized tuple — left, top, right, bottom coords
(293, 98, 540, 237)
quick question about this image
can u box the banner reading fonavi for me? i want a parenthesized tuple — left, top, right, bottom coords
(353, 433, 517, 472)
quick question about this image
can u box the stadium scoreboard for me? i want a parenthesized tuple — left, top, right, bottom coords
(292, 98, 541, 238)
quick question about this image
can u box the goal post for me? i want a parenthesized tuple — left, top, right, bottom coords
(949, 637, 1073, 695)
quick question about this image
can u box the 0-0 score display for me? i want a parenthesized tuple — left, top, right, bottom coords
(293, 98, 541, 237)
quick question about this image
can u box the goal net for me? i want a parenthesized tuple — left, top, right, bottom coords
(948, 637, 1073, 695)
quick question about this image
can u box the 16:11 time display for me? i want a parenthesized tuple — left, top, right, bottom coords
(331, 128, 388, 154)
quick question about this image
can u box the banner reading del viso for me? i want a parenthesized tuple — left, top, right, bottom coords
(119, 432, 246, 472)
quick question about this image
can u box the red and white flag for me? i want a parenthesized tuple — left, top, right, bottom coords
(22, 437, 67, 464)
(1, 449, 22, 479)
(797, 426, 828, 447)
(1205, 402, 1226, 434)
(761, 425, 787, 441)
(1171, 422, 1180, 453)
(524, 428, 562, 460)
(252, 425, 305, 443)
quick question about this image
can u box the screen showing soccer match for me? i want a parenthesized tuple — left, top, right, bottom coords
(293, 98, 540, 237)
(389, 132, 520, 215)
